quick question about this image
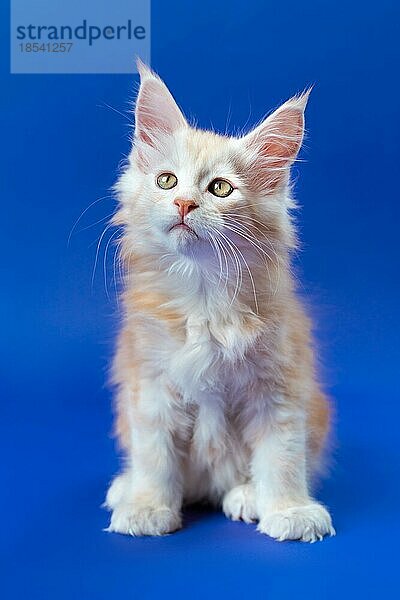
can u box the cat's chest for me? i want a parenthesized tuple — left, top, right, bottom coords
(166, 305, 263, 397)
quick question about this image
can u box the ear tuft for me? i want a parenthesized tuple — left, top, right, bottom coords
(284, 86, 313, 113)
(136, 58, 156, 81)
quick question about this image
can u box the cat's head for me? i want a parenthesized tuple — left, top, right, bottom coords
(116, 61, 309, 262)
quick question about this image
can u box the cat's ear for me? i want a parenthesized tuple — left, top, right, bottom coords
(134, 59, 187, 146)
(241, 90, 310, 192)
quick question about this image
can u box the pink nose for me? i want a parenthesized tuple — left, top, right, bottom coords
(174, 198, 198, 219)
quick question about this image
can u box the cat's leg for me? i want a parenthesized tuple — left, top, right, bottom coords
(105, 379, 183, 536)
(249, 400, 335, 542)
(188, 394, 248, 506)
(222, 483, 257, 523)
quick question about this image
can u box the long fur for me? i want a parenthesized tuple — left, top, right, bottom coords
(104, 62, 335, 542)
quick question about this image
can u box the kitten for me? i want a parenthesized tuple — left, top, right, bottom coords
(104, 60, 335, 542)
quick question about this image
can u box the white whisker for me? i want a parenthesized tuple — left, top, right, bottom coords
(103, 229, 120, 301)
(210, 226, 243, 309)
(68, 195, 114, 246)
(91, 223, 113, 288)
(214, 226, 259, 314)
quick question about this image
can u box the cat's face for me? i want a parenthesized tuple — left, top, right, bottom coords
(117, 61, 308, 259)
(123, 127, 250, 255)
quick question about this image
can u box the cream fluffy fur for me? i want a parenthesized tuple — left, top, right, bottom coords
(104, 62, 335, 542)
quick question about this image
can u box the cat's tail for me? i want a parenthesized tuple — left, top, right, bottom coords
(307, 389, 334, 484)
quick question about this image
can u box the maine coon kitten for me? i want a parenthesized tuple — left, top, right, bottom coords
(104, 61, 335, 542)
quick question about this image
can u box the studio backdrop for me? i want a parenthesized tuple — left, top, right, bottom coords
(2, 0, 399, 598)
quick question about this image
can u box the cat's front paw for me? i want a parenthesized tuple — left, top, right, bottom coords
(258, 502, 335, 543)
(223, 484, 257, 523)
(104, 472, 131, 510)
(106, 503, 182, 536)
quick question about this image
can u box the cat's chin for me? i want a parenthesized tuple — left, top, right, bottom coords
(167, 225, 200, 252)
(165, 230, 215, 264)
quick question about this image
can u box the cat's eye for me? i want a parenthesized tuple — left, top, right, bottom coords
(157, 172, 178, 190)
(208, 178, 234, 198)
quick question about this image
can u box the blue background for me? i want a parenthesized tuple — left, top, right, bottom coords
(2, 0, 400, 598)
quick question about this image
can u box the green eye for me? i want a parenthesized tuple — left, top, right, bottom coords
(208, 178, 234, 198)
(157, 172, 178, 190)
